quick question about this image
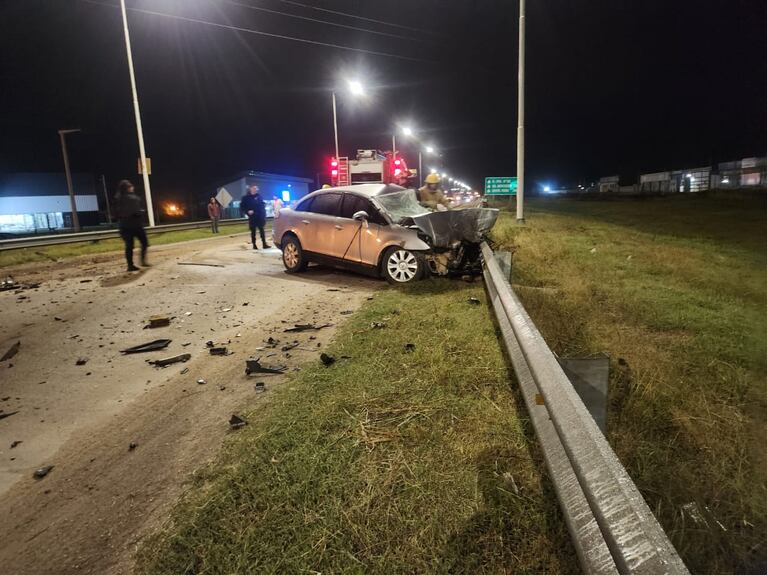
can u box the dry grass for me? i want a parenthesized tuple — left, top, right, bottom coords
(135, 281, 577, 574)
(491, 193, 767, 574)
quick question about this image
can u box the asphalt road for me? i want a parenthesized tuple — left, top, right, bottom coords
(0, 233, 376, 574)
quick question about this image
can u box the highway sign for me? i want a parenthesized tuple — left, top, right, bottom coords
(485, 176, 518, 195)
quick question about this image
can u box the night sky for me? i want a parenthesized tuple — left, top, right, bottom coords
(1, 0, 765, 201)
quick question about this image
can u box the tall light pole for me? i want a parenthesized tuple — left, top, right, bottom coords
(516, 0, 526, 222)
(58, 128, 81, 232)
(332, 91, 340, 159)
(331, 79, 365, 160)
(120, 0, 155, 227)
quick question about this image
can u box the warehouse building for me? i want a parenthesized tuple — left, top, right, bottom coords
(716, 157, 767, 188)
(0, 173, 100, 235)
(212, 171, 313, 219)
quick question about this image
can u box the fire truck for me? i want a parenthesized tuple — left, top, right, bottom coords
(330, 149, 411, 187)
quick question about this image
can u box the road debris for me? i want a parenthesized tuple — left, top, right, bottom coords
(1, 341, 20, 362)
(0, 411, 19, 421)
(404, 343, 416, 352)
(229, 414, 247, 429)
(33, 465, 54, 479)
(254, 382, 266, 393)
(10, 440, 22, 449)
(245, 358, 286, 375)
(180, 367, 189, 375)
(197, 379, 207, 385)
(265, 337, 280, 348)
(340, 310, 353, 315)
(129, 442, 138, 451)
(209, 347, 229, 356)
(146, 315, 171, 328)
(468, 297, 481, 305)
(371, 322, 386, 329)
(221, 307, 232, 312)
(121, 339, 172, 354)
(284, 323, 332, 333)
(178, 262, 225, 268)
(1, 276, 16, 291)
(75, 357, 89, 366)
(320, 353, 335, 366)
(149, 353, 191, 367)
(281, 342, 299, 352)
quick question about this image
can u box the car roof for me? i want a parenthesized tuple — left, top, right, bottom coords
(308, 184, 406, 198)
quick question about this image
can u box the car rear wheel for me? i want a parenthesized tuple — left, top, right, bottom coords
(382, 247, 427, 284)
(282, 235, 308, 273)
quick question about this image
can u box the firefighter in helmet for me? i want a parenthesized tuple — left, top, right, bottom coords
(418, 173, 450, 210)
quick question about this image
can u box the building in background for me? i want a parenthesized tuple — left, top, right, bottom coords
(0, 173, 100, 234)
(671, 166, 711, 193)
(639, 171, 673, 193)
(212, 171, 313, 219)
(598, 176, 620, 193)
(716, 157, 767, 188)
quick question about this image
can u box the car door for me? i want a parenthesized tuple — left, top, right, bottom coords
(338, 193, 388, 265)
(297, 192, 342, 255)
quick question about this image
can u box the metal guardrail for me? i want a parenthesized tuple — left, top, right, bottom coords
(481, 242, 689, 575)
(0, 218, 249, 251)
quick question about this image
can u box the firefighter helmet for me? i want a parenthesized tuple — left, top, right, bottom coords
(425, 173, 440, 184)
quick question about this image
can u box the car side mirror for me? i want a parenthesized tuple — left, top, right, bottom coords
(353, 210, 369, 221)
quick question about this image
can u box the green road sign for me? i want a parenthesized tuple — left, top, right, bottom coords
(484, 176, 518, 195)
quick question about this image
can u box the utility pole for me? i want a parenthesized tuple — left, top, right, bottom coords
(58, 129, 81, 232)
(101, 174, 113, 223)
(120, 0, 155, 227)
(332, 91, 340, 159)
(516, 0, 526, 222)
(392, 134, 397, 160)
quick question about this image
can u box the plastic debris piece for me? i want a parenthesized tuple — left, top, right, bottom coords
(404, 343, 416, 352)
(75, 357, 89, 366)
(121, 339, 172, 354)
(147, 315, 170, 328)
(129, 442, 138, 451)
(340, 310, 353, 315)
(229, 414, 247, 429)
(284, 323, 332, 333)
(10, 440, 22, 449)
(320, 353, 336, 366)
(371, 322, 386, 329)
(180, 367, 190, 375)
(209, 347, 228, 356)
(468, 297, 481, 305)
(254, 382, 266, 393)
(33, 465, 54, 479)
(1, 341, 20, 362)
(281, 342, 299, 352)
(245, 358, 286, 375)
(197, 379, 207, 385)
(178, 262, 225, 268)
(149, 353, 191, 367)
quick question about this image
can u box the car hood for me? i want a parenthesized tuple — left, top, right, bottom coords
(408, 208, 499, 248)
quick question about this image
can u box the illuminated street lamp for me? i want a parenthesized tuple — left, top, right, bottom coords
(332, 79, 365, 160)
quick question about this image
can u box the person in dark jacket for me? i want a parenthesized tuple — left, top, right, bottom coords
(114, 180, 149, 271)
(240, 184, 270, 249)
(207, 197, 221, 233)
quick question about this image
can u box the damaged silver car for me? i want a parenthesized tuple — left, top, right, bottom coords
(272, 184, 498, 284)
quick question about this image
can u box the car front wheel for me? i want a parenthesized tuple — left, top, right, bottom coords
(382, 247, 427, 284)
(282, 235, 308, 273)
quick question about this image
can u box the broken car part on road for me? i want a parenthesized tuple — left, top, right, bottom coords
(149, 353, 192, 368)
(121, 339, 172, 354)
(245, 358, 286, 375)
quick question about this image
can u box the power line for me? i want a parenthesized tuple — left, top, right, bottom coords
(220, 0, 426, 43)
(275, 0, 440, 36)
(80, 0, 433, 63)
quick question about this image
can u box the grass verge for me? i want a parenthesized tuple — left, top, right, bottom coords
(136, 280, 576, 574)
(490, 194, 767, 574)
(0, 224, 250, 268)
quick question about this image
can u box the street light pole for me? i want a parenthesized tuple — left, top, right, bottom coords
(516, 0, 526, 222)
(418, 151, 423, 187)
(332, 90, 340, 160)
(392, 134, 396, 160)
(120, 0, 155, 227)
(58, 128, 81, 232)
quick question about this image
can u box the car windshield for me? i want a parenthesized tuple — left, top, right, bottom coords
(376, 189, 430, 223)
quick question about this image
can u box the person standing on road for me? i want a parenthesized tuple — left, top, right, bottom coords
(207, 197, 221, 233)
(240, 184, 270, 249)
(114, 179, 149, 272)
(272, 195, 283, 218)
